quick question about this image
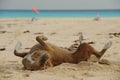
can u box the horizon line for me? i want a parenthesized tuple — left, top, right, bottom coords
(0, 9, 120, 11)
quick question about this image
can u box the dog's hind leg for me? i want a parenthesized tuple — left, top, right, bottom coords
(93, 41, 112, 59)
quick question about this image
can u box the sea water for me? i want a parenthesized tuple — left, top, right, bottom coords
(0, 10, 120, 18)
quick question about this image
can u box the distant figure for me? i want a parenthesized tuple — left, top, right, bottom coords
(31, 17, 37, 22)
(94, 12, 100, 21)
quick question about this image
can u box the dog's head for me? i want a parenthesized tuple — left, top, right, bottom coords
(22, 50, 51, 70)
(14, 36, 52, 70)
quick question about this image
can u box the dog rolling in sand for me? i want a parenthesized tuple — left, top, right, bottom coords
(14, 35, 112, 70)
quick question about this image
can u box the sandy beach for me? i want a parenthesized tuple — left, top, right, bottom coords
(0, 18, 120, 80)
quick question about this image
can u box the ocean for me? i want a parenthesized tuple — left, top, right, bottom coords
(0, 10, 120, 18)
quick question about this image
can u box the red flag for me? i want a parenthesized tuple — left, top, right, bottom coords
(32, 6, 40, 14)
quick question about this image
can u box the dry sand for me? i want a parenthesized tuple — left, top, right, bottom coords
(0, 18, 120, 80)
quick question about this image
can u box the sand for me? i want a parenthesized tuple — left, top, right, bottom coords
(0, 18, 120, 80)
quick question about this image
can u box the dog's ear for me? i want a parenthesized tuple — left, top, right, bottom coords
(40, 53, 51, 66)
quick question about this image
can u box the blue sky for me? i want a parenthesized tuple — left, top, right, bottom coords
(0, 0, 120, 10)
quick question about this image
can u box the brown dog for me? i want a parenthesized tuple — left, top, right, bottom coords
(14, 36, 112, 70)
